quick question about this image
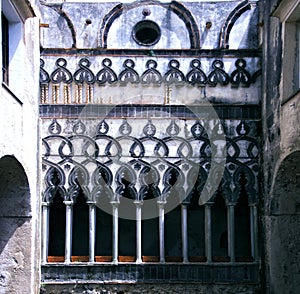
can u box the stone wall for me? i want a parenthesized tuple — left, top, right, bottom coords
(40, 282, 261, 294)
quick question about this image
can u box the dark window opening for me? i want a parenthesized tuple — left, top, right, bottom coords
(235, 171, 252, 259)
(118, 218, 136, 259)
(72, 189, 89, 257)
(165, 205, 182, 261)
(118, 188, 136, 260)
(2, 13, 9, 85)
(188, 187, 205, 260)
(95, 208, 112, 259)
(48, 191, 65, 257)
(142, 187, 159, 260)
(212, 191, 228, 260)
(132, 20, 161, 46)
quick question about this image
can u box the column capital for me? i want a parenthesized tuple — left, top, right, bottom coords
(204, 202, 214, 207)
(134, 200, 143, 206)
(86, 201, 97, 205)
(181, 202, 189, 207)
(110, 201, 120, 206)
(226, 202, 237, 207)
(63, 200, 74, 206)
(157, 200, 166, 206)
(249, 203, 258, 207)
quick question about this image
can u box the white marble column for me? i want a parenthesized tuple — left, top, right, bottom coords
(41, 202, 50, 264)
(87, 201, 96, 262)
(158, 201, 165, 263)
(135, 201, 143, 264)
(181, 204, 189, 263)
(64, 201, 73, 263)
(111, 201, 119, 264)
(227, 204, 235, 263)
(204, 203, 212, 263)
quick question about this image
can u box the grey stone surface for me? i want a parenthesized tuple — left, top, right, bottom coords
(260, 0, 300, 293)
(40, 283, 260, 294)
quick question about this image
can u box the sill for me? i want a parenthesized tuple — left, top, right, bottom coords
(2, 82, 23, 105)
(212, 256, 230, 262)
(95, 256, 112, 262)
(47, 255, 253, 264)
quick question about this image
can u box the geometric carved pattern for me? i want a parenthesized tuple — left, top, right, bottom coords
(42, 118, 259, 206)
(40, 57, 260, 88)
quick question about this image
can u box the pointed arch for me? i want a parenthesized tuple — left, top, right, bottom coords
(40, 3, 77, 48)
(219, 0, 252, 49)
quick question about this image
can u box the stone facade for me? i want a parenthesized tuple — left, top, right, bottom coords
(38, 1, 261, 293)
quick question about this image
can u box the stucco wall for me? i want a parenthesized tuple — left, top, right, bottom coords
(40, 1, 259, 50)
(0, 1, 41, 292)
(261, 0, 300, 293)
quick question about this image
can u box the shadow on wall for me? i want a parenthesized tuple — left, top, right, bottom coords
(0, 155, 31, 255)
(270, 151, 300, 294)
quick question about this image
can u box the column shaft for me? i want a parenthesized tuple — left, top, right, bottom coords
(88, 204, 96, 262)
(112, 203, 119, 264)
(135, 202, 142, 263)
(227, 205, 235, 262)
(42, 203, 50, 264)
(205, 204, 212, 263)
(158, 202, 165, 263)
(64, 201, 73, 263)
(181, 204, 188, 263)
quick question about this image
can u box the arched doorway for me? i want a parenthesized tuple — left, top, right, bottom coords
(270, 151, 300, 293)
(0, 155, 31, 292)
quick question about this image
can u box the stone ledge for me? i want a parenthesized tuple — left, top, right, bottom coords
(41, 263, 260, 284)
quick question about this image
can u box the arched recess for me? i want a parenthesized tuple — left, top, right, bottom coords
(269, 151, 300, 293)
(98, 1, 200, 49)
(40, 3, 76, 48)
(0, 155, 31, 290)
(219, 0, 251, 49)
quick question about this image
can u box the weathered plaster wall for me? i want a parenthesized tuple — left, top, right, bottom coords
(0, 1, 41, 293)
(261, 0, 300, 293)
(40, 1, 259, 50)
(184, 0, 258, 49)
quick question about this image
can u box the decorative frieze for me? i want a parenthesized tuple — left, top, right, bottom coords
(40, 57, 261, 105)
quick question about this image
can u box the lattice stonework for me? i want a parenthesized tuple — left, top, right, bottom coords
(41, 116, 259, 264)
